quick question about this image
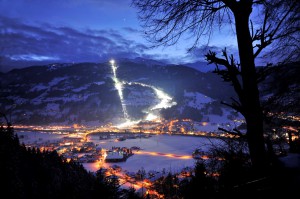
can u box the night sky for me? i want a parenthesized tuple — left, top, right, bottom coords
(0, 0, 238, 72)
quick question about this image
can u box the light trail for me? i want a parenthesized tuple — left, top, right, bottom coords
(110, 59, 129, 120)
(125, 81, 176, 110)
(109, 59, 177, 127)
(134, 150, 192, 160)
(125, 81, 177, 121)
(151, 87, 175, 110)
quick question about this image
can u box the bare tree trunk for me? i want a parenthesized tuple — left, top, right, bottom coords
(233, 1, 267, 171)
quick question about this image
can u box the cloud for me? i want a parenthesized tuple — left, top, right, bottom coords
(123, 27, 140, 33)
(0, 15, 242, 72)
(0, 15, 149, 70)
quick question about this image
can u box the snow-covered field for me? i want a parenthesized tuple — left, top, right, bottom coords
(85, 134, 218, 173)
(15, 131, 219, 173)
(16, 131, 66, 144)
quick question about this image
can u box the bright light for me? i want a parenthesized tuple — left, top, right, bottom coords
(116, 120, 140, 129)
(151, 88, 176, 110)
(123, 81, 177, 122)
(145, 113, 158, 121)
(110, 59, 129, 119)
(202, 122, 208, 126)
(109, 60, 177, 124)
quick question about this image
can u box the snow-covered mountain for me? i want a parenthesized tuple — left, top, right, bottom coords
(1, 60, 240, 126)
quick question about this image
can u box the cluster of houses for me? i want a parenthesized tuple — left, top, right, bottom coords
(22, 135, 141, 163)
(105, 146, 138, 162)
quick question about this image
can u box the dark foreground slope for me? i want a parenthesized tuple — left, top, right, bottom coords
(0, 125, 140, 199)
(1, 124, 299, 199)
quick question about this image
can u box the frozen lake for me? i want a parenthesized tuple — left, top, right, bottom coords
(85, 134, 218, 173)
(15, 131, 219, 173)
(16, 131, 66, 144)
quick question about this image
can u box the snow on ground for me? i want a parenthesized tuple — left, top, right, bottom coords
(86, 135, 219, 173)
(38, 92, 98, 103)
(198, 108, 244, 132)
(126, 90, 156, 106)
(16, 131, 65, 144)
(48, 77, 68, 86)
(14, 131, 221, 174)
(184, 91, 214, 107)
(29, 83, 48, 92)
(44, 103, 60, 116)
(72, 84, 90, 92)
(94, 81, 105, 85)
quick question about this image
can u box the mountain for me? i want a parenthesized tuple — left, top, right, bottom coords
(183, 61, 216, 72)
(0, 60, 239, 126)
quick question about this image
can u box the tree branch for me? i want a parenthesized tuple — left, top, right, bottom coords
(218, 127, 245, 138)
(205, 49, 244, 105)
(253, 0, 298, 58)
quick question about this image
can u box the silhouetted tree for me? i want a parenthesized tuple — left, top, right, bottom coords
(120, 187, 142, 199)
(132, 0, 300, 171)
(105, 175, 121, 199)
(180, 161, 215, 199)
(153, 172, 181, 199)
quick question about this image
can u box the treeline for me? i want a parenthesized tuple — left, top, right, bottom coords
(0, 125, 141, 199)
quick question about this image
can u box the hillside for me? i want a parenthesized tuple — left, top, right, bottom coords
(1, 59, 238, 126)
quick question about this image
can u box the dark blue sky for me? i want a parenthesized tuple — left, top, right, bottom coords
(0, 0, 238, 72)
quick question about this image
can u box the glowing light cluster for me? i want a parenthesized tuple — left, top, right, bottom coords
(145, 113, 158, 121)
